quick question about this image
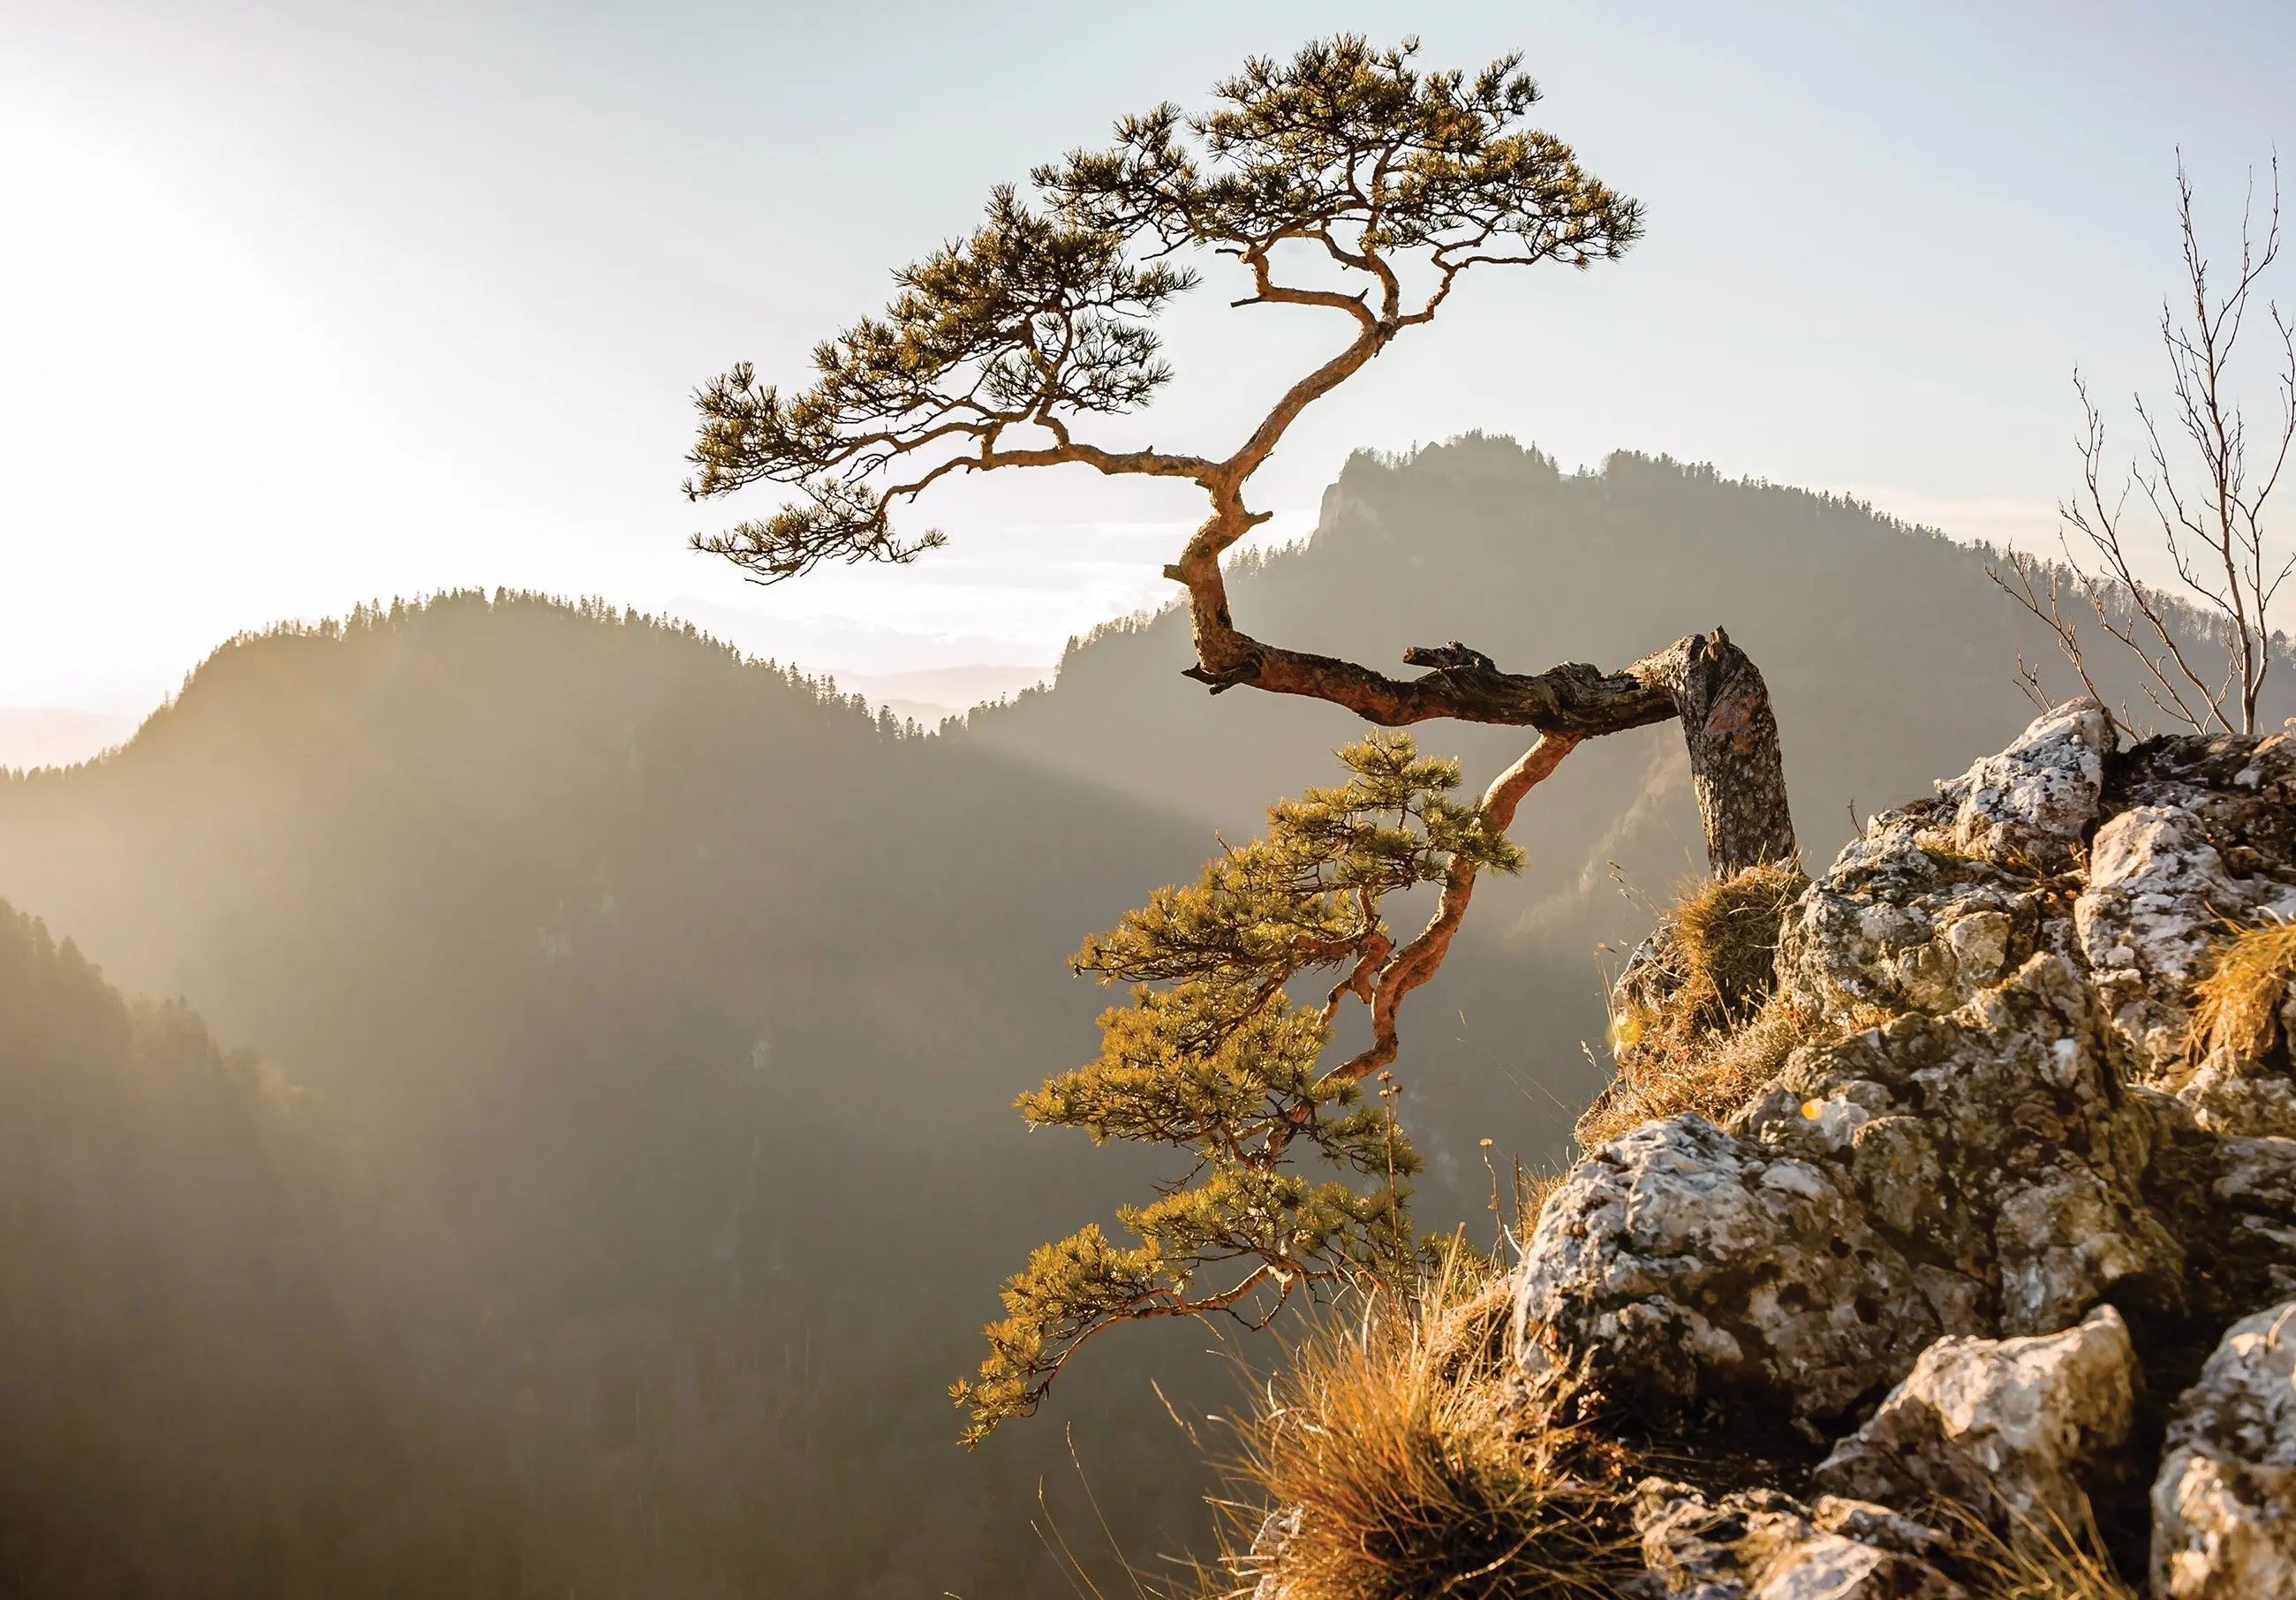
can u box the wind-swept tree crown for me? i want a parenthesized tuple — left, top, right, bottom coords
(681, 36, 1799, 1447)
(684, 34, 1643, 582)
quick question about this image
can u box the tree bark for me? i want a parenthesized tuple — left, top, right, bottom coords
(1181, 616, 1797, 880)
(1636, 629, 1798, 878)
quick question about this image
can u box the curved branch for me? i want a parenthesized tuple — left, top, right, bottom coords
(1174, 596, 1798, 876)
(1325, 732, 1579, 1087)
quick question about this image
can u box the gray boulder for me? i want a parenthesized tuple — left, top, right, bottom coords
(1630, 1479, 1964, 1599)
(1809, 1305, 2136, 1530)
(2152, 1302, 2296, 1600)
(1947, 698, 2111, 872)
(1512, 1115, 1936, 1431)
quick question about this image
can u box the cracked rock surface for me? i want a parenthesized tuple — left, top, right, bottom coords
(1504, 706, 2296, 1598)
(1809, 1305, 2136, 1530)
(2152, 1301, 2296, 1600)
(1629, 1479, 1965, 1599)
(1513, 1114, 1937, 1430)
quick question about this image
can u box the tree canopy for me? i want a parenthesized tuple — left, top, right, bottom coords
(684, 34, 1795, 1442)
(683, 34, 1642, 592)
(951, 733, 1538, 1439)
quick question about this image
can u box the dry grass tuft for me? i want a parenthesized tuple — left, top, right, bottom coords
(2187, 915, 2296, 1068)
(1512, 1166, 1571, 1247)
(1937, 1498, 2137, 1600)
(1576, 866, 1834, 1151)
(1575, 995, 1818, 1151)
(1207, 1251, 1641, 1600)
(1663, 864, 1806, 1032)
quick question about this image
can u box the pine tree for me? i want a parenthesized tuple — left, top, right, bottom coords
(683, 34, 1800, 1436)
(952, 734, 1524, 1438)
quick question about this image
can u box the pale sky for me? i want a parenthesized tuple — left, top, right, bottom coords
(3, 0, 2292, 718)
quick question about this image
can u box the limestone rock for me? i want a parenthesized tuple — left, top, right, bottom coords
(2179, 1056, 2296, 1143)
(1630, 1478, 1964, 1599)
(1513, 1116, 1936, 1430)
(2080, 730, 2296, 1081)
(1507, 714, 2296, 1595)
(2077, 805, 2254, 1073)
(1245, 1506, 1300, 1600)
(2138, 1112, 2296, 1322)
(2151, 1302, 2296, 1600)
(1945, 698, 2111, 872)
(1522, 951, 2198, 1431)
(2107, 729, 2296, 887)
(1774, 704, 2119, 1024)
(1742, 954, 2185, 1337)
(1779, 821, 2064, 1019)
(1809, 1305, 2136, 1529)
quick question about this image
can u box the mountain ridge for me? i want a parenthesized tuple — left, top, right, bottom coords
(4, 439, 2285, 1597)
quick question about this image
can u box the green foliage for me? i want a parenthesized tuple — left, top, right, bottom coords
(955, 735, 1527, 1443)
(684, 188, 1194, 577)
(686, 35, 1641, 581)
(1041, 36, 1640, 268)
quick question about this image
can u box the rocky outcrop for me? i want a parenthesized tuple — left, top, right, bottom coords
(1631, 1480, 1965, 1599)
(1515, 950, 2186, 1424)
(2151, 1302, 2296, 1599)
(1776, 703, 2105, 1021)
(1514, 1115, 1937, 1431)
(1809, 1305, 2136, 1529)
(1948, 698, 2111, 872)
(2088, 734, 2296, 1113)
(1505, 706, 2296, 1598)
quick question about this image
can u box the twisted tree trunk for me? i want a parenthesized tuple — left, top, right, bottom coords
(1635, 629, 1797, 878)
(1178, 604, 1797, 879)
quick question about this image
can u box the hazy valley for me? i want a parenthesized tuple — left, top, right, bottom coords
(8, 442, 2272, 1597)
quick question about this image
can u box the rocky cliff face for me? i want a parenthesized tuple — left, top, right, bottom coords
(1507, 705, 2296, 1597)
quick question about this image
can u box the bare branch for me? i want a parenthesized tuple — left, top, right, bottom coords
(1999, 156, 2291, 735)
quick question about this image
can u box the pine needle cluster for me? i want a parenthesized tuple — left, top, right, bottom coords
(953, 735, 1526, 1443)
(684, 34, 1641, 583)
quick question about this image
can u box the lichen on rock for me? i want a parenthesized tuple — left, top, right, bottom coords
(1629, 1478, 1966, 1599)
(1809, 1305, 2136, 1531)
(2148, 1300, 2296, 1600)
(1497, 706, 2296, 1599)
(1513, 1113, 1937, 1433)
(1946, 698, 2112, 873)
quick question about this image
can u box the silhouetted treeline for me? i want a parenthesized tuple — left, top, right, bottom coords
(0, 593, 1224, 1599)
(2, 445, 2283, 1598)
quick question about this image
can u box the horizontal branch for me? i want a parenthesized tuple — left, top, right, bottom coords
(1192, 631, 1684, 736)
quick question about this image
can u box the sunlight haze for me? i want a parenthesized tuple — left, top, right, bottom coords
(8, 14, 2296, 1592)
(4, 0, 2290, 736)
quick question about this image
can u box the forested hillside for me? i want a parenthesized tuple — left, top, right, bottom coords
(0, 901, 510, 1596)
(3, 445, 2280, 1597)
(0, 592, 1223, 1599)
(974, 436, 2284, 886)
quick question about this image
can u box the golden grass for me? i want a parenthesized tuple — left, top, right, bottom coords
(1205, 1251, 1640, 1600)
(1663, 864, 1806, 1034)
(1512, 1166, 1571, 1247)
(1575, 995, 1818, 1151)
(2187, 916, 2296, 1068)
(1936, 1498, 2138, 1600)
(1575, 866, 1846, 1151)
